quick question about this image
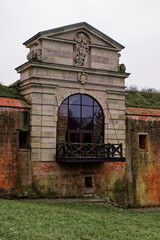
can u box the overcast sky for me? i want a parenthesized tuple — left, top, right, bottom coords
(0, 0, 160, 90)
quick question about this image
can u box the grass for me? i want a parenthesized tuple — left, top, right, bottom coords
(126, 87, 160, 108)
(0, 199, 160, 240)
(0, 83, 23, 100)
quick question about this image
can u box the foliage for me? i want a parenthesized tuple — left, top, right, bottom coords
(0, 83, 23, 100)
(0, 199, 160, 240)
(126, 87, 160, 108)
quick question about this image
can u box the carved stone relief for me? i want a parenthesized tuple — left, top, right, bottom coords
(77, 71, 88, 84)
(74, 32, 90, 66)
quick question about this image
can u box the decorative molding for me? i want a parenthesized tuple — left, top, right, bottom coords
(77, 71, 88, 84)
(16, 61, 130, 78)
(74, 32, 90, 66)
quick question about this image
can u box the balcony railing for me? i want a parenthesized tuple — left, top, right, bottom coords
(56, 143, 125, 163)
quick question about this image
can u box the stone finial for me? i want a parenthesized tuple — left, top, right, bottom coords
(27, 49, 41, 61)
(118, 63, 126, 72)
(74, 32, 90, 66)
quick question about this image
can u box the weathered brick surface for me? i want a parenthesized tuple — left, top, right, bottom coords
(0, 106, 31, 197)
(31, 161, 125, 201)
(126, 109, 160, 207)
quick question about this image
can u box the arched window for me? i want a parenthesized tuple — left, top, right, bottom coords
(57, 94, 104, 144)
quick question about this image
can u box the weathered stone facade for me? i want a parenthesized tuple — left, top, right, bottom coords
(15, 22, 129, 201)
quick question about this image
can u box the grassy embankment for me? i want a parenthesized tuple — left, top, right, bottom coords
(126, 87, 160, 108)
(0, 83, 23, 100)
(0, 199, 159, 240)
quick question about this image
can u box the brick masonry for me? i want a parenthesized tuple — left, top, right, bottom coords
(126, 107, 160, 207)
(0, 99, 31, 197)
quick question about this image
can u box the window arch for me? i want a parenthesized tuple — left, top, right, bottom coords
(57, 94, 104, 144)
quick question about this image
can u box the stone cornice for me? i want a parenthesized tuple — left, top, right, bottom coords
(16, 61, 130, 79)
(18, 76, 125, 93)
(19, 82, 58, 92)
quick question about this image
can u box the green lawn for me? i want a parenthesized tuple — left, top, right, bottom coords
(0, 199, 159, 240)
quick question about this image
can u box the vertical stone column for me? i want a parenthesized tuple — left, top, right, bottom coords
(30, 84, 57, 162)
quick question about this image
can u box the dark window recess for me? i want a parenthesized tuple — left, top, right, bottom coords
(85, 176, 93, 188)
(139, 134, 147, 149)
(19, 131, 29, 149)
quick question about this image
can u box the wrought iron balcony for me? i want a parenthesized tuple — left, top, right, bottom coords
(56, 143, 125, 163)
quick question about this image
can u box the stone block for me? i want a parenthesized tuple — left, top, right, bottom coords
(31, 105, 42, 115)
(42, 93, 54, 105)
(108, 121, 126, 130)
(41, 137, 56, 149)
(42, 116, 55, 126)
(31, 137, 41, 148)
(42, 105, 54, 116)
(90, 48, 118, 71)
(32, 93, 42, 104)
(30, 126, 41, 137)
(107, 99, 125, 110)
(31, 148, 41, 161)
(42, 127, 56, 137)
(30, 115, 42, 126)
(41, 148, 56, 161)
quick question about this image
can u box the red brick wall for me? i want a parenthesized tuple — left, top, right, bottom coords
(0, 108, 31, 197)
(31, 161, 125, 204)
(126, 115, 160, 207)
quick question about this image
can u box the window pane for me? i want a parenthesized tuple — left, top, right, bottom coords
(82, 106, 93, 118)
(69, 105, 80, 117)
(94, 100, 99, 107)
(94, 107, 102, 118)
(69, 117, 80, 130)
(70, 133, 80, 143)
(93, 117, 104, 143)
(62, 98, 68, 104)
(69, 94, 80, 105)
(93, 117, 103, 126)
(58, 104, 68, 117)
(82, 95, 93, 105)
(81, 118, 93, 130)
(82, 133, 91, 143)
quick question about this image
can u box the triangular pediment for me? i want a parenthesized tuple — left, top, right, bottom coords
(24, 22, 124, 51)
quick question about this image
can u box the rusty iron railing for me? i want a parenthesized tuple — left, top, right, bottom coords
(56, 143, 124, 162)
